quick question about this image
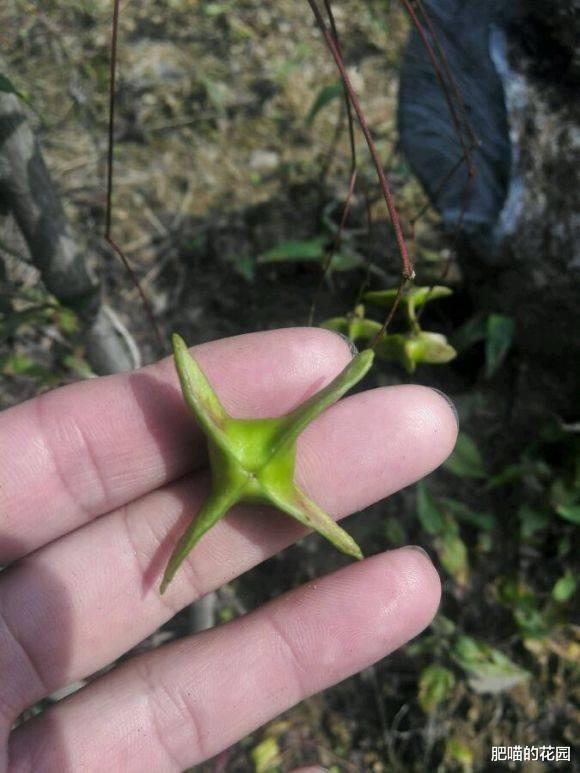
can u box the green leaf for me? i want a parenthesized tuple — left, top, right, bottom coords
(320, 315, 382, 344)
(409, 285, 453, 306)
(405, 635, 438, 658)
(319, 316, 349, 335)
(513, 606, 552, 640)
(306, 82, 342, 126)
(0, 354, 50, 379)
(219, 606, 234, 623)
(0, 73, 18, 95)
(556, 504, 580, 525)
(62, 355, 94, 379)
(477, 532, 493, 553)
(0, 306, 52, 343)
(416, 481, 445, 534)
(363, 288, 399, 308)
(430, 613, 457, 637)
(227, 254, 255, 282)
(498, 580, 553, 639)
(418, 665, 455, 713)
(0, 73, 31, 105)
(552, 570, 576, 603)
(55, 306, 79, 335)
(558, 534, 572, 557)
(375, 331, 456, 373)
(485, 314, 515, 378)
(326, 251, 365, 271)
(452, 313, 487, 353)
(452, 635, 483, 666)
(486, 463, 525, 489)
(434, 528, 469, 587)
(251, 737, 280, 772)
(445, 737, 473, 768)
(258, 237, 363, 272)
(258, 238, 325, 263)
(384, 516, 407, 545)
(201, 76, 230, 113)
(496, 577, 524, 607)
(202, 2, 229, 17)
(452, 636, 530, 694)
(444, 432, 486, 479)
(374, 333, 413, 371)
(411, 331, 457, 366)
(551, 477, 580, 509)
(518, 504, 550, 538)
(364, 285, 452, 310)
(441, 498, 496, 531)
(347, 317, 382, 341)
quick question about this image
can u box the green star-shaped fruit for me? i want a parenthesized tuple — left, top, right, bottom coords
(160, 334, 374, 593)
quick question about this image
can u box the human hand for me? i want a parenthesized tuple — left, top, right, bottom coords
(0, 328, 457, 771)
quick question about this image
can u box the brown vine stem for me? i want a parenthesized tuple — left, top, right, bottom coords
(306, 0, 415, 282)
(308, 169, 358, 325)
(399, 0, 475, 176)
(411, 152, 465, 226)
(308, 0, 359, 325)
(400, 0, 479, 321)
(354, 175, 375, 307)
(323, 0, 357, 171)
(317, 99, 346, 189)
(369, 276, 411, 349)
(414, 0, 478, 148)
(402, 0, 479, 239)
(106, 0, 164, 354)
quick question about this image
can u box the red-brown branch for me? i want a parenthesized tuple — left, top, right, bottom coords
(306, 0, 415, 280)
(106, 0, 164, 354)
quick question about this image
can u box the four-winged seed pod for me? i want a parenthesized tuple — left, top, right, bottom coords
(160, 334, 374, 593)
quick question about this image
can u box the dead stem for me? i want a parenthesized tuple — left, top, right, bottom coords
(106, 0, 164, 354)
(369, 275, 411, 349)
(308, 0, 359, 325)
(306, 0, 415, 282)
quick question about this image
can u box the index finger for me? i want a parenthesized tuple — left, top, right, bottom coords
(0, 328, 353, 562)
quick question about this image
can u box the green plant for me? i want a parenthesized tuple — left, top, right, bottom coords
(453, 311, 515, 379)
(322, 285, 457, 373)
(410, 613, 531, 707)
(0, 283, 92, 391)
(257, 235, 365, 274)
(409, 421, 578, 724)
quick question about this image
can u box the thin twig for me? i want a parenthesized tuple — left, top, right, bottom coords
(369, 275, 410, 349)
(307, 0, 414, 281)
(400, 0, 479, 321)
(415, 0, 478, 148)
(323, 0, 357, 173)
(309, 0, 360, 324)
(399, 0, 474, 176)
(354, 175, 375, 306)
(308, 169, 358, 325)
(106, 0, 164, 354)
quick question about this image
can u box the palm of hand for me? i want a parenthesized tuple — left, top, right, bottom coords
(0, 329, 456, 770)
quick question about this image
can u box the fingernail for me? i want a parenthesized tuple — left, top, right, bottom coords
(332, 331, 358, 358)
(407, 545, 432, 562)
(429, 388, 459, 429)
